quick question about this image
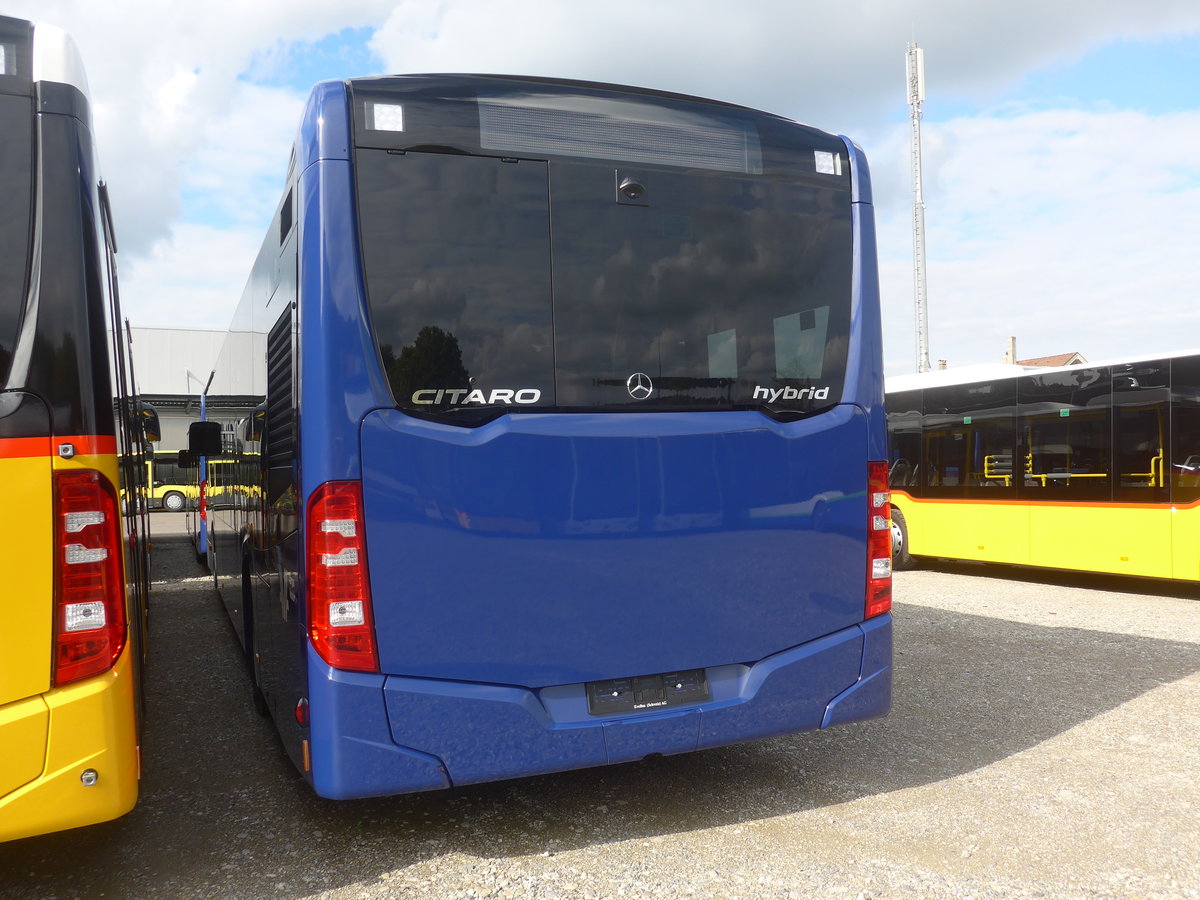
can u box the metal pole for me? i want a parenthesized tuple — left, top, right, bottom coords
(907, 43, 932, 374)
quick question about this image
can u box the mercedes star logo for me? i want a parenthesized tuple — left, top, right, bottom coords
(626, 372, 654, 400)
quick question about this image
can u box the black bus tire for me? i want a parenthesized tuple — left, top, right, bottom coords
(162, 491, 185, 512)
(891, 507, 917, 571)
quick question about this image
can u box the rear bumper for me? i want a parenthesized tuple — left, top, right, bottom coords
(0, 649, 139, 843)
(307, 615, 892, 800)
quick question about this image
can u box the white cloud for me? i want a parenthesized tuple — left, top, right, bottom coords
(182, 82, 308, 229)
(119, 223, 263, 329)
(363, 2, 1200, 373)
(7, 0, 1200, 362)
(368, 1, 1200, 137)
(6, 0, 398, 253)
(877, 107, 1200, 373)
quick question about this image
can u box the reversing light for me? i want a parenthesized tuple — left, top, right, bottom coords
(306, 482, 379, 672)
(865, 461, 893, 619)
(64, 600, 107, 632)
(329, 601, 365, 627)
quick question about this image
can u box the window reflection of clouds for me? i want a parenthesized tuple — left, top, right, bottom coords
(0, 94, 33, 381)
(359, 148, 852, 414)
(552, 167, 851, 407)
(358, 151, 554, 404)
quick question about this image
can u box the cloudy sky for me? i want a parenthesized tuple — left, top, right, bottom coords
(8, 1, 1200, 375)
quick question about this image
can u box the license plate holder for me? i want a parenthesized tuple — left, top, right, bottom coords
(586, 668, 710, 716)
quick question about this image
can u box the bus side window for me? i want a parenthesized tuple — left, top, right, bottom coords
(885, 389, 922, 492)
(1018, 369, 1111, 500)
(1171, 355, 1200, 504)
(1108, 361, 1168, 501)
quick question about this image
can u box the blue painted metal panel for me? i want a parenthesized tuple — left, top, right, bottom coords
(307, 645, 450, 799)
(821, 613, 892, 729)
(370, 620, 866, 794)
(296, 171, 393, 490)
(360, 405, 870, 687)
(294, 80, 352, 172)
(602, 708, 701, 765)
(839, 136, 887, 461)
(382, 675, 609, 788)
(696, 625, 863, 747)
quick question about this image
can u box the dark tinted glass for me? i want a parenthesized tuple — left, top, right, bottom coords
(354, 76, 854, 421)
(477, 93, 762, 173)
(1171, 355, 1200, 504)
(0, 92, 32, 384)
(153, 453, 188, 484)
(0, 16, 33, 80)
(38, 113, 111, 435)
(922, 379, 1016, 497)
(358, 151, 554, 420)
(886, 390, 922, 490)
(1018, 368, 1111, 500)
(1111, 359, 1169, 502)
(350, 76, 849, 185)
(550, 162, 850, 412)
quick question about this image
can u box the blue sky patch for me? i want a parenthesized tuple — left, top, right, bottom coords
(241, 26, 382, 89)
(924, 34, 1200, 122)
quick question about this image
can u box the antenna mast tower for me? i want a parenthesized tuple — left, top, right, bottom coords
(907, 42, 932, 373)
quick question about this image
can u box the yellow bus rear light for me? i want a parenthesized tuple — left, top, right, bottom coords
(65, 544, 108, 564)
(64, 510, 105, 532)
(64, 601, 107, 632)
(53, 470, 127, 686)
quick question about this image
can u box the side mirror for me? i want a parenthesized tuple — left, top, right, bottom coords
(188, 420, 223, 457)
(137, 401, 161, 443)
(244, 403, 266, 443)
(177, 450, 199, 469)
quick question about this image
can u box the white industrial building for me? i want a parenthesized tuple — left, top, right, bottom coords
(128, 327, 256, 450)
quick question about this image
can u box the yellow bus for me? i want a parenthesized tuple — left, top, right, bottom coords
(147, 450, 198, 511)
(887, 351, 1200, 581)
(0, 16, 154, 842)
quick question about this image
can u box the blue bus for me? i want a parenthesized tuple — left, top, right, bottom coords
(197, 74, 892, 800)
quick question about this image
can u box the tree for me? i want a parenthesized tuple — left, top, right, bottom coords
(388, 326, 470, 402)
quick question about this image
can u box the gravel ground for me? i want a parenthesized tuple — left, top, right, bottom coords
(1, 518, 1197, 899)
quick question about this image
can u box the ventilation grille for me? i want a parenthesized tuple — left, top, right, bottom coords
(265, 311, 294, 468)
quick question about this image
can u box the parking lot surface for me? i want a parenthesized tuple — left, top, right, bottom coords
(1, 517, 1197, 899)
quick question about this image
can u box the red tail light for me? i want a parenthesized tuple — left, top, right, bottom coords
(306, 481, 379, 672)
(53, 469, 127, 686)
(866, 460, 892, 619)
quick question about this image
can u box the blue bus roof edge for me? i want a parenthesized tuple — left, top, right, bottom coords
(296, 80, 353, 171)
(842, 137, 872, 206)
(841, 181, 887, 459)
